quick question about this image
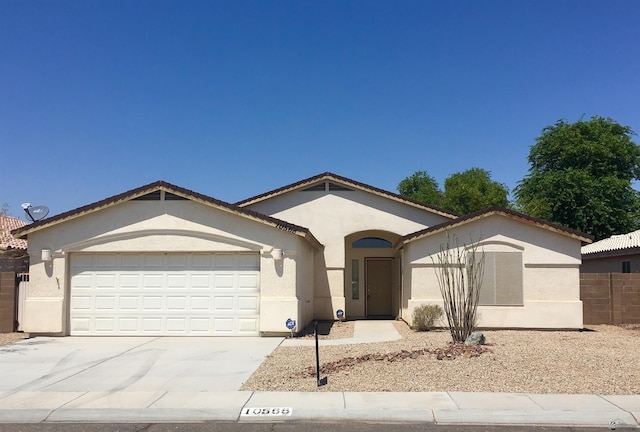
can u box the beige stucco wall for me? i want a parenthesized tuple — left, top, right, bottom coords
(246, 189, 452, 319)
(22, 200, 313, 335)
(581, 253, 640, 273)
(402, 214, 584, 329)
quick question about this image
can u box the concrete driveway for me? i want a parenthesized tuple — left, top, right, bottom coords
(0, 336, 282, 394)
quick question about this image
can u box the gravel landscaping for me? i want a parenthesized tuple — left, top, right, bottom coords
(0, 333, 28, 346)
(242, 322, 640, 394)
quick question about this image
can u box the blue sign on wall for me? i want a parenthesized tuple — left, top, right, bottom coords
(285, 318, 296, 330)
(336, 309, 344, 319)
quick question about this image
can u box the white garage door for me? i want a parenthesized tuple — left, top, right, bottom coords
(69, 253, 260, 336)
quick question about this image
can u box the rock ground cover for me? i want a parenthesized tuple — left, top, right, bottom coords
(242, 321, 640, 394)
(0, 333, 28, 346)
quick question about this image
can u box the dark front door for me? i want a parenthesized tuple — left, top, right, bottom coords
(366, 258, 392, 316)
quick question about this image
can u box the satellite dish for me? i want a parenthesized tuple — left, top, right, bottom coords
(23, 204, 49, 222)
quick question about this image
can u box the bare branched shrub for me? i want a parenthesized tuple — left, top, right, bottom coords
(411, 304, 444, 331)
(432, 232, 484, 343)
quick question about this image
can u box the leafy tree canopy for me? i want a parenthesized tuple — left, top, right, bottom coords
(397, 170, 443, 207)
(443, 168, 509, 215)
(398, 168, 509, 214)
(515, 116, 640, 240)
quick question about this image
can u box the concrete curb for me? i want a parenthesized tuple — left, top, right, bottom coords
(0, 391, 638, 427)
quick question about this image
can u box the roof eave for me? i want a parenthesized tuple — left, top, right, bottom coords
(395, 207, 593, 248)
(237, 172, 459, 220)
(11, 181, 324, 250)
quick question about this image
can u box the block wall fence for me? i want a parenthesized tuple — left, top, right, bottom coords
(580, 273, 640, 325)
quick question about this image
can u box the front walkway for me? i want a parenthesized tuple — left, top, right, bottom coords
(281, 320, 402, 347)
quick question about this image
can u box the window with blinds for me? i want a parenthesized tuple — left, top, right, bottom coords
(478, 251, 523, 306)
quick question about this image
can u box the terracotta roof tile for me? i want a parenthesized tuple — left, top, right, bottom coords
(0, 215, 27, 250)
(581, 230, 640, 255)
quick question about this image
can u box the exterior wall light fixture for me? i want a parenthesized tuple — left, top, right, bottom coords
(41, 249, 53, 262)
(271, 248, 284, 260)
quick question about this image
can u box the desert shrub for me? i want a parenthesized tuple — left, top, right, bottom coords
(411, 304, 444, 331)
(432, 232, 485, 342)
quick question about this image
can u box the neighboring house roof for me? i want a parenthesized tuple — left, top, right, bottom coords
(235, 172, 459, 219)
(395, 206, 594, 247)
(11, 181, 323, 249)
(581, 229, 640, 256)
(0, 214, 27, 250)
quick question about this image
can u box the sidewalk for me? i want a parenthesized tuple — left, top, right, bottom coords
(0, 390, 638, 427)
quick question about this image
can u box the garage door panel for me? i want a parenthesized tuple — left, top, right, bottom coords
(190, 274, 212, 289)
(214, 274, 234, 289)
(96, 254, 117, 268)
(143, 274, 163, 289)
(190, 296, 211, 310)
(143, 255, 163, 268)
(167, 255, 187, 268)
(238, 319, 258, 333)
(214, 296, 234, 311)
(119, 318, 138, 332)
(70, 253, 260, 336)
(95, 296, 115, 310)
(121, 255, 140, 267)
(167, 274, 187, 288)
(142, 318, 162, 332)
(70, 317, 91, 333)
(119, 296, 139, 310)
(167, 296, 186, 310)
(71, 296, 92, 310)
(142, 296, 163, 310)
(72, 274, 93, 289)
(119, 274, 140, 289)
(95, 317, 117, 332)
(238, 274, 259, 289)
(96, 274, 116, 288)
(238, 296, 259, 311)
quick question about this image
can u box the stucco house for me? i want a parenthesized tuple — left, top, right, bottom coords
(581, 229, 640, 273)
(12, 172, 592, 336)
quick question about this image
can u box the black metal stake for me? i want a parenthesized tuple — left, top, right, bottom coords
(314, 320, 327, 386)
(315, 320, 320, 386)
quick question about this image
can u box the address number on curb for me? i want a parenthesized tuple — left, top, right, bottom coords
(241, 407, 293, 416)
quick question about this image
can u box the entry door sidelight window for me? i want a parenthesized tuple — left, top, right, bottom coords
(351, 259, 360, 299)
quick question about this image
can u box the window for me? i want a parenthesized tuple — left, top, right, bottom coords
(352, 237, 392, 248)
(351, 259, 359, 299)
(478, 251, 523, 306)
(622, 260, 631, 273)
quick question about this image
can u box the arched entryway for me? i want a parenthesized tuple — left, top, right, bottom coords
(344, 230, 401, 318)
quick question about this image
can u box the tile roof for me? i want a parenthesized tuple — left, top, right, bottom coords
(236, 172, 459, 219)
(0, 215, 27, 250)
(11, 181, 323, 250)
(395, 206, 594, 247)
(581, 229, 640, 255)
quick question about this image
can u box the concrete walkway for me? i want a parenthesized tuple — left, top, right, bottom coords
(281, 320, 402, 346)
(0, 390, 638, 427)
(0, 321, 638, 427)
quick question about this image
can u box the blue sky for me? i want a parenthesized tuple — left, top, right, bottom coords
(2, 0, 639, 220)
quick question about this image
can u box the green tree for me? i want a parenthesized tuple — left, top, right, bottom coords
(443, 168, 509, 215)
(515, 116, 640, 240)
(397, 170, 443, 207)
